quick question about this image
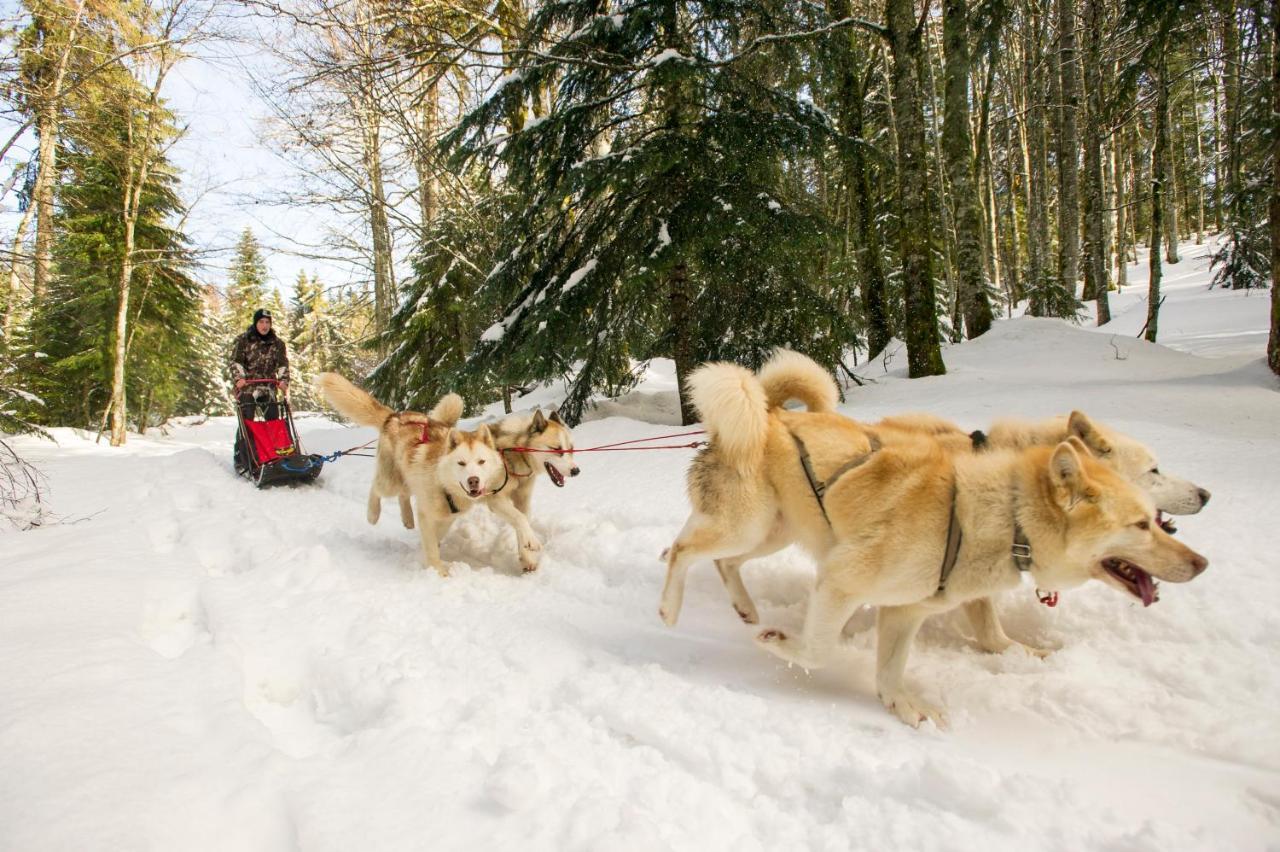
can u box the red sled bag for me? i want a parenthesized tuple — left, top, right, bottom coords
(244, 419, 296, 465)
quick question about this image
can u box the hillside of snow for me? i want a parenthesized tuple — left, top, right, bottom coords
(3, 240, 1279, 851)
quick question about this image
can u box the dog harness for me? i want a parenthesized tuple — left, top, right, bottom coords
(790, 432, 882, 527)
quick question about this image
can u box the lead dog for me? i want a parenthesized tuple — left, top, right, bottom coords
(677, 361, 1208, 727)
(318, 373, 542, 575)
(490, 408, 580, 518)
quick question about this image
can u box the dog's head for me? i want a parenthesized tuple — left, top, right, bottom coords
(441, 424, 502, 499)
(1067, 411, 1210, 519)
(1039, 439, 1208, 606)
(522, 409, 579, 487)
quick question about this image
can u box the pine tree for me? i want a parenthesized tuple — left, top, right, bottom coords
(225, 228, 269, 329)
(441, 0, 860, 422)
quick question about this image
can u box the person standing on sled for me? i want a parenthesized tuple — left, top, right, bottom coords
(230, 308, 290, 473)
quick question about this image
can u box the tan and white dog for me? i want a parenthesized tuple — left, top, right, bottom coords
(490, 408, 580, 518)
(672, 360, 1208, 727)
(317, 373, 543, 575)
(659, 350, 1211, 656)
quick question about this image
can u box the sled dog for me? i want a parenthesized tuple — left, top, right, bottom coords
(490, 408, 580, 518)
(670, 360, 1208, 726)
(317, 373, 542, 575)
(659, 350, 1211, 648)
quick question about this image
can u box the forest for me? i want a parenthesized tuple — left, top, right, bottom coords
(1, 0, 1277, 438)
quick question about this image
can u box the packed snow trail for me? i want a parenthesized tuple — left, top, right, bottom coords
(3, 240, 1279, 850)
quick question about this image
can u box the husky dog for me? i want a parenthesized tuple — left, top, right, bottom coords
(317, 373, 542, 575)
(490, 408, 580, 517)
(672, 361, 1208, 727)
(659, 350, 1211, 647)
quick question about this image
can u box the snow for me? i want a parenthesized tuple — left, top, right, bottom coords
(651, 48, 688, 66)
(3, 237, 1280, 850)
(650, 220, 671, 258)
(480, 321, 505, 342)
(560, 258, 598, 294)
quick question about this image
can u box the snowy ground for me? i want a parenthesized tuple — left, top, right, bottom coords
(4, 239, 1279, 851)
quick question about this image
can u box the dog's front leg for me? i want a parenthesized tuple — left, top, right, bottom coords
(367, 487, 382, 525)
(488, 495, 542, 572)
(414, 508, 451, 577)
(398, 495, 415, 529)
(963, 598, 1052, 658)
(876, 605, 946, 729)
(756, 578, 861, 670)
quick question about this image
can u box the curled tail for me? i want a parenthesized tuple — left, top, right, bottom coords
(429, 393, 464, 427)
(317, 372, 393, 427)
(687, 362, 769, 470)
(757, 348, 838, 413)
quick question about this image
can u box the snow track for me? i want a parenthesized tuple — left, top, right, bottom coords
(3, 241, 1279, 850)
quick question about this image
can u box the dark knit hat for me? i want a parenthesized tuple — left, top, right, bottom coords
(252, 308, 273, 323)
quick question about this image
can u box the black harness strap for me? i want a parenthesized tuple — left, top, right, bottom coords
(934, 487, 964, 595)
(790, 433, 882, 527)
(970, 430, 989, 451)
(444, 491, 460, 514)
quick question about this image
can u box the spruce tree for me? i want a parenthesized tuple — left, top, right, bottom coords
(442, 0, 859, 422)
(225, 228, 269, 329)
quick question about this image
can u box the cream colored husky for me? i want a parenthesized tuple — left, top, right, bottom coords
(490, 408, 580, 518)
(317, 373, 542, 575)
(671, 359, 1208, 727)
(660, 350, 1211, 654)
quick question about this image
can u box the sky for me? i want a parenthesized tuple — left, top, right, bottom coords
(0, 2, 383, 303)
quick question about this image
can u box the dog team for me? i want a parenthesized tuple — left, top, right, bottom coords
(317, 349, 1210, 729)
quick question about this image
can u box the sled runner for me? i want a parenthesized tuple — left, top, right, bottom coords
(233, 379, 323, 488)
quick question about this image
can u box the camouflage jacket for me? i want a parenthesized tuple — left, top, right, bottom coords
(229, 327, 290, 384)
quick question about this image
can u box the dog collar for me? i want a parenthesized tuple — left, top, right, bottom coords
(1012, 524, 1059, 607)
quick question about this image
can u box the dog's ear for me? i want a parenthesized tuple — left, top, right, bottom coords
(1064, 435, 1094, 458)
(475, 423, 495, 447)
(1049, 441, 1098, 508)
(548, 409, 563, 425)
(531, 409, 548, 432)
(1068, 410, 1112, 456)
(447, 429, 461, 451)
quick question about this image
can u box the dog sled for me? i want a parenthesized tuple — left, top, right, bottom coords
(233, 379, 324, 488)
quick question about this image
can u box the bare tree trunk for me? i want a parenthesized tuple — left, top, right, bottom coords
(1146, 56, 1170, 344)
(3, 203, 34, 342)
(362, 114, 396, 357)
(668, 263, 697, 425)
(826, 0, 892, 356)
(943, 0, 995, 338)
(1162, 83, 1180, 264)
(1114, 123, 1129, 289)
(1082, 0, 1110, 323)
(1189, 75, 1206, 242)
(886, 0, 946, 376)
(110, 215, 138, 446)
(1056, 0, 1082, 300)
(1268, 0, 1280, 376)
(1026, 15, 1055, 315)
(28, 0, 87, 304)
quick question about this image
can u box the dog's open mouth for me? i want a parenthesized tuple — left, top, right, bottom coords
(466, 486, 485, 499)
(1102, 557, 1159, 606)
(545, 462, 565, 487)
(1156, 510, 1177, 535)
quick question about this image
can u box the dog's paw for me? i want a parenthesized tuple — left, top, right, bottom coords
(522, 535, 542, 554)
(429, 561, 451, 578)
(734, 603, 759, 625)
(1016, 640, 1053, 659)
(879, 690, 949, 730)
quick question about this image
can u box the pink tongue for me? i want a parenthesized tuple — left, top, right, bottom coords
(1136, 570, 1156, 607)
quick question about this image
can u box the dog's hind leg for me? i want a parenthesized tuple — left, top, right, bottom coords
(659, 513, 772, 627)
(963, 598, 1051, 658)
(755, 576, 862, 670)
(399, 495, 415, 529)
(713, 526, 791, 624)
(876, 604, 946, 728)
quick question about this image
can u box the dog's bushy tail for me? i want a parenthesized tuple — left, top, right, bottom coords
(317, 372, 393, 427)
(429, 393, 464, 427)
(688, 362, 769, 469)
(757, 348, 838, 413)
